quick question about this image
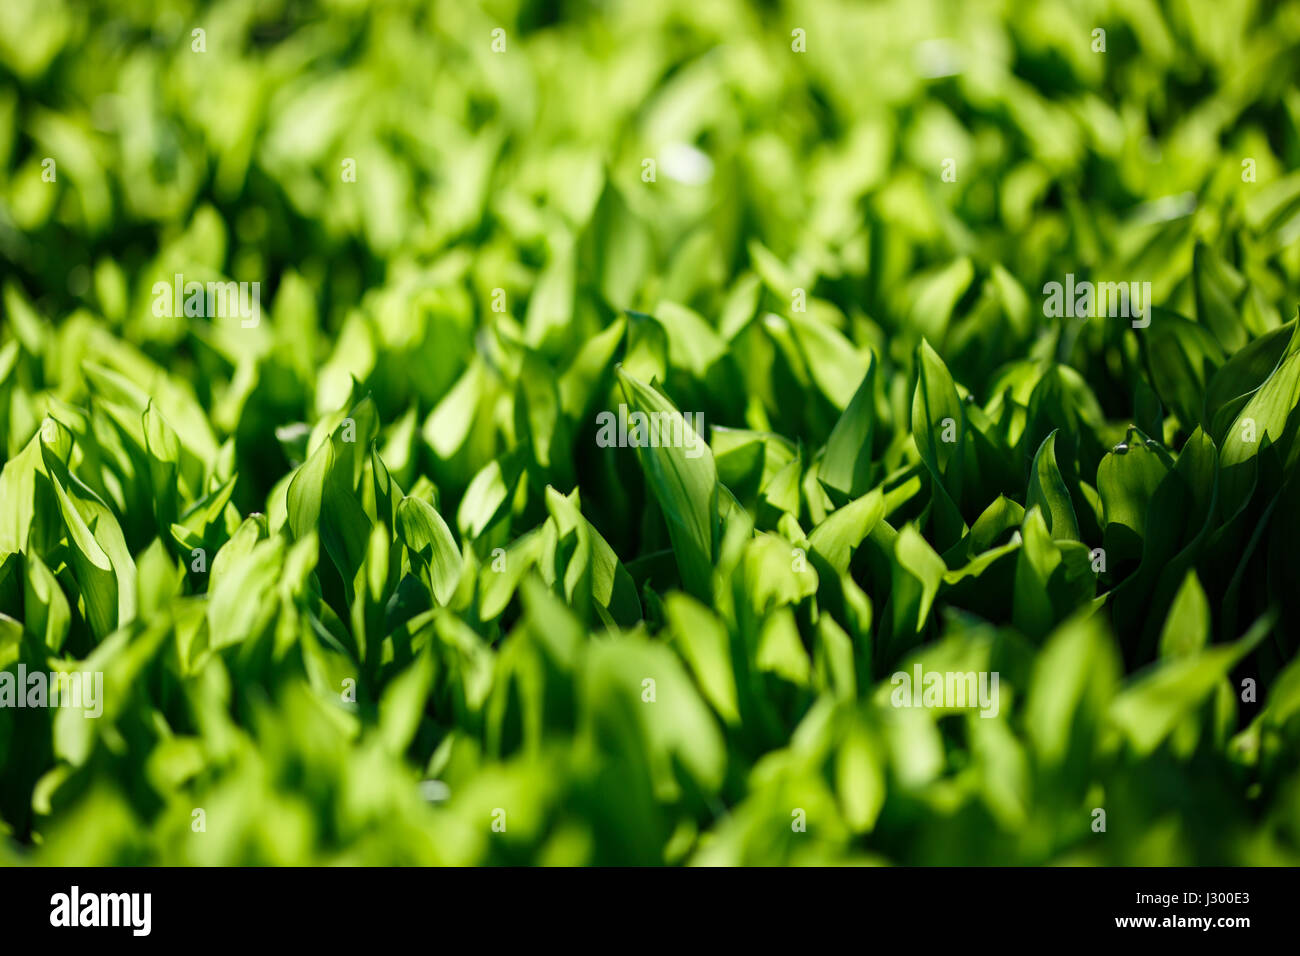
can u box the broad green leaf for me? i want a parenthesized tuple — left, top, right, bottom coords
(664, 593, 740, 725)
(808, 488, 885, 575)
(820, 359, 877, 503)
(1025, 430, 1080, 541)
(397, 496, 464, 606)
(616, 367, 718, 601)
(1158, 571, 1210, 659)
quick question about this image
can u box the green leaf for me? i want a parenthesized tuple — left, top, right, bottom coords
(1158, 571, 1210, 659)
(1026, 430, 1080, 541)
(664, 593, 740, 725)
(1193, 241, 1248, 353)
(1097, 430, 1170, 562)
(616, 367, 718, 601)
(397, 496, 464, 606)
(808, 488, 885, 575)
(1110, 614, 1272, 756)
(1143, 308, 1225, 431)
(820, 358, 877, 503)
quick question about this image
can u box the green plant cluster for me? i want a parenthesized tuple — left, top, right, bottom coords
(2, 0, 1300, 865)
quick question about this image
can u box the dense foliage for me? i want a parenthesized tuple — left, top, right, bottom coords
(2, 0, 1300, 865)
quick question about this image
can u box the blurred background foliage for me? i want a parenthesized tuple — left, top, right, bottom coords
(2, 0, 1300, 865)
